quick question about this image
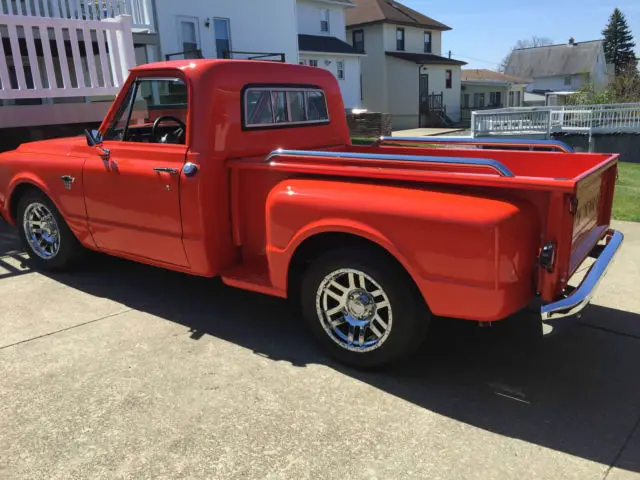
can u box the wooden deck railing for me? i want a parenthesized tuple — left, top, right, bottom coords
(0, 0, 154, 31)
(0, 13, 136, 99)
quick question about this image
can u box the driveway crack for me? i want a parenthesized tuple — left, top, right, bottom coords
(0, 308, 132, 350)
(603, 410, 640, 479)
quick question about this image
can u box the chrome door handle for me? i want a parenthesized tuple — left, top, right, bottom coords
(153, 167, 179, 175)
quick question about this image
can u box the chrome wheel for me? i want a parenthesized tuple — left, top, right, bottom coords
(316, 268, 393, 352)
(22, 202, 60, 259)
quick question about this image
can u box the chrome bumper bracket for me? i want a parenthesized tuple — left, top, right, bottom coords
(541, 230, 624, 321)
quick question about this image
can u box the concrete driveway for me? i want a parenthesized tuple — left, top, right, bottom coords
(1, 220, 639, 480)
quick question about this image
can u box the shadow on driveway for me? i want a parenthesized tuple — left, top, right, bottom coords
(2, 224, 640, 473)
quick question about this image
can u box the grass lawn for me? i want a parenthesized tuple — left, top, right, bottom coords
(613, 162, 640, 222)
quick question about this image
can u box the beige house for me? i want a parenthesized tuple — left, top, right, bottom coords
(460, 69, 530, 123)
(346, 0, 466, 130)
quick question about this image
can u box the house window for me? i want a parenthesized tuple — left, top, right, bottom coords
(244, 87, 329, 128)
(214, 18, 231, 59)
(424, 32, 432, 53)
(320, 8, 330, 33)
(445, 70, 452, 89)
(489, 91, 502, 106)
(564, 75, 571, 86)
(508, 91, 515, 106)
(353, 29, 364, 53)
(462, 93, 470, 108)
(396, 28, 405, 51)
(473, 93, 484, 107)
(337, 60, 345, 80)
(177, 16, 200, 59)
(515, 91, 521, 106)
(309, 59, 318, 67)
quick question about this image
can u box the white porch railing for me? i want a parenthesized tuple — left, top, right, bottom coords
(0, 13, 136, 99)
(472, 103, 640, 137)
(0, 0, 154, 31)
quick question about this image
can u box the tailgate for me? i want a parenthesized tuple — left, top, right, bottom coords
(568, 157, 618, 276)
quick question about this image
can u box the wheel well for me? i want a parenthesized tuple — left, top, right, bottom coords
(287, 232, 423, 304)
(9, 183, 43, 222)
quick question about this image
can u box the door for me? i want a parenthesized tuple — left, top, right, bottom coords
(83, 76, 190, 267)
(419, 73, 429, 127)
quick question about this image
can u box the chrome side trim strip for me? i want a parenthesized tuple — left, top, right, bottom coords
(373, 136, 575, 153)
(265, 149, 515, 177)
(541, 230, 624, 321)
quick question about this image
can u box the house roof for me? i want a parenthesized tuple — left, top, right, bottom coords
(298, 34, 362, 55)
(461, 69, 530, 84)
(346, 0, 451, 31)
(386, 51, 466, 66)
(504, 40, 604, 78)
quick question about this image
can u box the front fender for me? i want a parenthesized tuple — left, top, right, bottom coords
(0, 152, 92, 246)
(265, 178, 541, 322)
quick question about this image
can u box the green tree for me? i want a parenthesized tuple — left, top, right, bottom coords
(602, 8, 637, 75)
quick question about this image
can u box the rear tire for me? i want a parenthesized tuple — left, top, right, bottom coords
(17, 190, 84, 272)
(300, 246, 430, 369)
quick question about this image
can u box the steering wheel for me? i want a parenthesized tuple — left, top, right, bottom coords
(151, 115, 186, 144)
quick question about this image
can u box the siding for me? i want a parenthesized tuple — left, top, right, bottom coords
(382, 24, 442, 56)
(155, 0, 298, 63)
(351, 23, 387, 112)
(527, 74, 588, 92)
(297, 0, 347, 41)
(300, 54, 361, 108)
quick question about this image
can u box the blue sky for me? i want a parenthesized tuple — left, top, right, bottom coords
(401, 0, 640, 70)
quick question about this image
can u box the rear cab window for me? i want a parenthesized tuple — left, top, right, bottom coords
(243, 86, 329, 129)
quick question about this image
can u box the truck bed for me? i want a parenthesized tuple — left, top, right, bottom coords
(228, 142, 618, 309)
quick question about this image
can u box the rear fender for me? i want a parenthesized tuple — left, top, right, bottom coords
(268, 217, 422, 296)
(265, 178, 541, 322)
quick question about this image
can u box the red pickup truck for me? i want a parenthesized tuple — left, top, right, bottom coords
(0, 59, 624, 368)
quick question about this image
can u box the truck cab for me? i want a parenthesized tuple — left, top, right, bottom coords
(0, 60, 624, 368)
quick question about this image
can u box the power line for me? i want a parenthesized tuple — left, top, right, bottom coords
(450, 52, 503, 66)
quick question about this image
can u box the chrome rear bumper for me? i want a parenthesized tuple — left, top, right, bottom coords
(541, 230, 624, 321)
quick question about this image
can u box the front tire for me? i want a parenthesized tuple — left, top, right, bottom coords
(17, 190, 84, 271)
(300, 246, 430, 369)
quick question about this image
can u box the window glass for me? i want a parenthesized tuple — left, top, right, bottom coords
(337, 60, 345, 80)
(243, 88, 328, 127)
(272, 91, 289, 123)
(246, 90, 274, 124)
(353, 30, 364, 53)
(424, 32, 432, 53)
(104, 77, 188, 144)
(306, 90, 329, 120)
(288, 91, 306, 122)
(320, 9, 330, 32)
(214, 18, 231, 58)
(181, 20, 199, 58)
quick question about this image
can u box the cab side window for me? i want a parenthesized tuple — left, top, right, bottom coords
(104, 77, 189, 145)
(243, 86, 329, 129)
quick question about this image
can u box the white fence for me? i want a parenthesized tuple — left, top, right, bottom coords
(472, 103, 640, 137)
(0, 0, 154, 31)
(0, 13, 136, 99)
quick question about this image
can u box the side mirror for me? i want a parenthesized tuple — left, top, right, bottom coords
(84, 129, 110, 160)
(84, 129, 103, 147)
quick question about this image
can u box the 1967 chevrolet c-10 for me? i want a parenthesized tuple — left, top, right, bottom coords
(0, 59, 624, 368)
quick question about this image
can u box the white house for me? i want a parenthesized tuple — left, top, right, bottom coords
(460, 69, 529, 122)
(153, 0, 299, 63)
(296, 0, 363, 108)
(346, 0, 466, 129)
(504, 38, 612, 94)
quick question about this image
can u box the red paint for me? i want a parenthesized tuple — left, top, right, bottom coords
(0, 59, 620, 323)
